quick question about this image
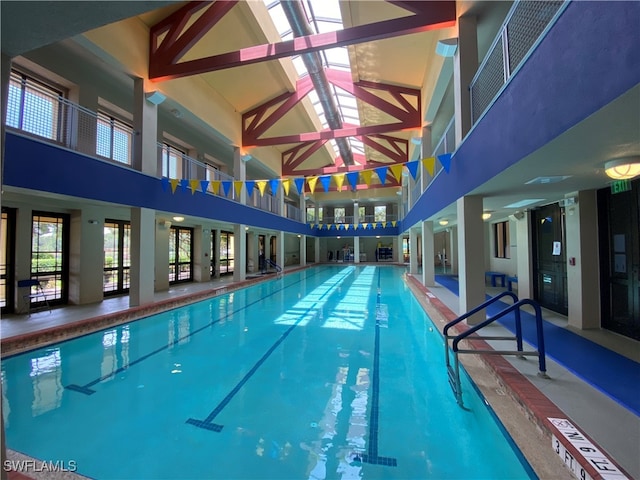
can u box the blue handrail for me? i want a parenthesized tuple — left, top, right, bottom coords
(450, 298, 547, 374)
(264, 258, 282, 273)
(443, 293, 547, 406)
(443, 291, 518, 338)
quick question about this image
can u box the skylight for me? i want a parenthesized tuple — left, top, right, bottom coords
(263, 0, 364, 163)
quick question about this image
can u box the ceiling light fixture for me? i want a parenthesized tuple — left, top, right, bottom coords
(604, 156, 640, 180)
(482, 212, 492, 220)
(438, 219, 449, 226)
(172, 216, 184, 222)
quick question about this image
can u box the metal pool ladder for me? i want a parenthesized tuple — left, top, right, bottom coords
(443, 292, 548, 407)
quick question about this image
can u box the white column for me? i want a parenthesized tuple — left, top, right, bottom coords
(14, 206, 33, 313)
(314, 237, 320, 264)
(154, 218, 170, 292)
(247, 231, 258, 272)
(395, 235, 403, 263)
(457, 195, 485, 324)
(193, 226, 210, 282)
(409, 229, 419, 274)
(515, 212, 533, 298)
(300, 235, 307, 266)
(130, 207, 156, 306)
(354, 237, 361, 264)
(213, 228, 221, 278)
(449, 226, 458, 275)
(233, 147, 247, 205)
(69, 207, 104, 305)
(133, 78, 160, 176)
(277, 231, 285, 268)
(233, 224, 247, 281)
(453, 15, 478, 146)
(421, 220, 435, 287)
(566, 191, 600, 329)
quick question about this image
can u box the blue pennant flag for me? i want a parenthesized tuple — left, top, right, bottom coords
(319, 175, 332, 192)
(180, 179, 190, 191)
(161, 177, 170, 191)
(269, 178, 280, 195)
(294, 177, 305, 194)
(245, 180, 255, 197)
(221, 181, 232, 197)
(375, 166, 388, 185)
(199, 180, 210, 193)
(438, 153, 452, 173)
(346, 171, 359, 190)
(405, 160, 420, 180)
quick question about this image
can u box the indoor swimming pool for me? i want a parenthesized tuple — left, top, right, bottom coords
(1, 265, 535, 479)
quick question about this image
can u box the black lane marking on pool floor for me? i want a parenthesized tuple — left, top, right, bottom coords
(361, 267, 398, 467)
(64, 269, 324, 395)
(187, 267, 355, 432)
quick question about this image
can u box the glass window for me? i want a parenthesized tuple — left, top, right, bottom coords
(97, 112, 133, 165)
(494, 221, 510, 258)
(6, 70, 64, 141)
(31, 212, 68, 304)
(162, 143, 185, 179)
(374, 206, 386, 223)
(103, 220, 131, 295)
(169, 226, 193, 283)
(334, 207, 345, 223)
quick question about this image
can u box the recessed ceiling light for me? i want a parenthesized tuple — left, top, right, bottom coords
(525, 176, 571, 185)
(503, 199, 545, 209)
(172, 216, 184, 222)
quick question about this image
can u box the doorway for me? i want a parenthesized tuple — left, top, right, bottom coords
(598, 179, 640, 340)
(532, 204, 568, 315)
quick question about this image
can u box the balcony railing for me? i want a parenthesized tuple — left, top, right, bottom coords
(470, 0, 567, 124)
(5, 93, 297, 218)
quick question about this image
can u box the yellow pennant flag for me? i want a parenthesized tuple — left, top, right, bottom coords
(361, 169, 373, 186)
(333, 173, 345, 191)
(282, 178, 291, 196)
(390, 164, 404, 182)
(256, 180, 267, 197)
(307, 176, 318, 194)
(363, 223, 368, 230)
(189, 179, 201, 194)
(352, 224, 357, 231)
(233, 181, 244, 198)
(170, 179, 180, 194)
(422, 157, 436, 177)
(392, 220, 397, 227)
(318, 223, 323, 230)
(211, 180, 221, 195)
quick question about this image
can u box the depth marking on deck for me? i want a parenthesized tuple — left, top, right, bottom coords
(361, 267, 398, 467)
(65, 269, 323, 395)
(187, 268, 355, 432)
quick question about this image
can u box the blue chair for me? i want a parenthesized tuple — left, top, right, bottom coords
(17, 279, 51, 315)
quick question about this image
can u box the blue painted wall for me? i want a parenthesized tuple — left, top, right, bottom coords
(403, 0, 640, 229)
(3, 133, 313, 235)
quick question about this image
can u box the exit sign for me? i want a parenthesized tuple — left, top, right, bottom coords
(611, 179, 631, 194)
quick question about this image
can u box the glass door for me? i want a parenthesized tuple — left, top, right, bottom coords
(598, 179, 640, 340)
(103, 220, 130, 295)
(219, 231, 234, 275)
(1, 208, 15, 313)
(532, 204, 568, 315)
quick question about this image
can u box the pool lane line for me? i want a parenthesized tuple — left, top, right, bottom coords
(65, 269, 325, 395)
(187, 267, 356, 432)
(362, 267, 398, 467)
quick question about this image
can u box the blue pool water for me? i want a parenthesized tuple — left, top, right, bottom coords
(2, 265, 535, 479)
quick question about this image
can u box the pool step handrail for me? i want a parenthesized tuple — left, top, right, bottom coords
(443, 294, 548, 406)
(264, 258, 283, 275)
